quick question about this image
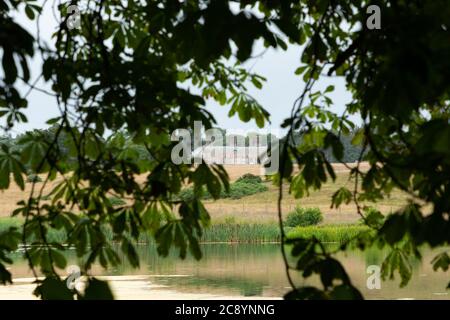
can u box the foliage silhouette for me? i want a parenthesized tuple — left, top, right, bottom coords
(0, 0, 449, 300)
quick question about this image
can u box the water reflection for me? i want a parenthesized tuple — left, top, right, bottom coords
(9, 243, 450, 299)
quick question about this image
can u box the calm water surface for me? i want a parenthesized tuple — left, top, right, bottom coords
(10, 243, 450, 299)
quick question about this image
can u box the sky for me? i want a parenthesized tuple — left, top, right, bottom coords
(6, 3, 356, 137)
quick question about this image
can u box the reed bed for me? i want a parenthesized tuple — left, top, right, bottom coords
(1, 218, 368, 244)
(286, 224, 370, 243)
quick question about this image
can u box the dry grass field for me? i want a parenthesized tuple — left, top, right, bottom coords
(204, 163, 408, 224)
(0, 163, 409, 224)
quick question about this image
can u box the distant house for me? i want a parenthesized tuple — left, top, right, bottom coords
(192, 145, 269, 165)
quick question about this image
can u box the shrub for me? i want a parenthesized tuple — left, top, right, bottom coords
(109, 196, 126, 206)
(26, 174, 42, 183)
(285, 207, 323, 227)
(227, 181, 267, 199)
(236, 173, 262, 184)
(287, 224, 370, 243)
(177, 176, 268, 201)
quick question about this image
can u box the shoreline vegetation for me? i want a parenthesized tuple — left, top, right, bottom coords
(0, 217, 369, 244)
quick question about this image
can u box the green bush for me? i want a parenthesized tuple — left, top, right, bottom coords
(287, 224, 370, 243)
(227, 181, 267, 199)
(285, 207, 323, 227)
(236, 173, 262, 184)
(178, 174, 268, 201)
(26, 174, 42, 183)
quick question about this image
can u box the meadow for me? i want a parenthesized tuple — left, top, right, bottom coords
(0, 163, 409, 243)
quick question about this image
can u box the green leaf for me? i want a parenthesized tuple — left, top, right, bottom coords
(351, 129, 365, 146)
(0, 145, 26, 190)
(431, 252, 450, 272)
(174, 223, 187, 259)
(290, 173, 308, 199)
(380, 214, 407, 245)
(113, 211, 127, 235)
(329, 284, 363, 300)
(25, 5, 35, 20)
(155, 223, 174, 257)
(0, 264, 12, 285)
(363, 207, 384, 228)
(12, 162, 24, 190)
(33, 277, 74, 300)
(319, 258, 350, 289)
(121, 238, 140, 268)
(325, 85, 335, 93)
(51, 249, 67, 269)
(295, 66, 308, 75)
(251, 77, 263, 89)
(331, 187, 352, 208)
(381, 248, 412, 287)
(187, 231, 202, 260)
(324, 132, 344, 161)
(2, 51, 17, 84)
(284, 287, 326, 300)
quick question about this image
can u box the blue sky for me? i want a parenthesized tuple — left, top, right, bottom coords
(6, 4, 357, 136)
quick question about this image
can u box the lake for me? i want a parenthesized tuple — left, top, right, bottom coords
(6, 243, 450, 299)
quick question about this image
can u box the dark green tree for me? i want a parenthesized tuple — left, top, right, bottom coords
(0, 0, 449, 300)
